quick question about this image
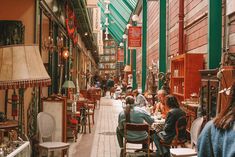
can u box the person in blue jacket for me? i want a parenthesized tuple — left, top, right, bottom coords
(197, 82, 235, 157)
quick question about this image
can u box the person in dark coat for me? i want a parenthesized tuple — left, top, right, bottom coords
(153, 95, 187, 156)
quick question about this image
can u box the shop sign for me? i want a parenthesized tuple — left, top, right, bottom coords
(93, 8, 101, 33)
(128, 26, 142, 48)
(117, 48, 124, 62)
(87, 0, 98, 8)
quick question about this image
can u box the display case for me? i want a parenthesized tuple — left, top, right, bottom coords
(170, 53, 204, 103)
(198, 69, 219, 121)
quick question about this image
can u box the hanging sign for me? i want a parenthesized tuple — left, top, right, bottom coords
(66, 11, 75, 36)
(87, 0, 98, 8)
(128, 26, 142, 48)
(93, 8, 101, 33)
(117, 48, 124, 62)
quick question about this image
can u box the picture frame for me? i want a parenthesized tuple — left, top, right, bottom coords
(41, 95, 67, 142)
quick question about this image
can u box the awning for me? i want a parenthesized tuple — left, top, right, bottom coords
(0, 45, 51, 89)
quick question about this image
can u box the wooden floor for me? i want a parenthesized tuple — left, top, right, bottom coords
(69, 95, 123, 157)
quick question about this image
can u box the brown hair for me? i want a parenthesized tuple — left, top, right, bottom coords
(214, 82, 235, 130)
(125, 96, 135, 122)
(165, 95, 179, 108)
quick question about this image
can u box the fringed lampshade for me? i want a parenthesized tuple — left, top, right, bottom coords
(0, 45, 51, 89)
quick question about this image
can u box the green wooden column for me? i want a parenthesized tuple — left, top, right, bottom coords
(208, 0, 222, 69)
(132, 22, 137, 90)
(124, 40, 127, 65)
(142, 0, 147, 93)
(127, 49, 131, 65)
(158, 0, 167, 89)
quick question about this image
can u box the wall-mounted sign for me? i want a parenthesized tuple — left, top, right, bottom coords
(117, 48, 124, 62)
(128, 26, 142, 48)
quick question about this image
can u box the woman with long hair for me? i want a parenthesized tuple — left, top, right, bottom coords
(197, 82, 235, 157)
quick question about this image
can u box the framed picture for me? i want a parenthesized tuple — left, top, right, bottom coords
(41, 95, 67, 142)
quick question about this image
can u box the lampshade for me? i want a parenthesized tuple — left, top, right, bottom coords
(0, 45, 51, 89)
(62, 80, 75, 88)
(124, 65, 132, 72)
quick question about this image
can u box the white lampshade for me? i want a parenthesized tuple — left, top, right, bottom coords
(104, 0, 111, 4)
(126, 24, 132, 30)
(123, 34, 128, 39)
(132, 14, 139, 22)
(0, 45, 51, 89)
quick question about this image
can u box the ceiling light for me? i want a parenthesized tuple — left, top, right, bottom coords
(104, 0, 111, 4)
(126, 24, 132, 30)
(123, 34, 127, 39)
(132, 14, 139, 22)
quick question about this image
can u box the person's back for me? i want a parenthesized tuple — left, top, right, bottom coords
(117, 96, 154, 147)
(118, 106, 154, 141)
(197, 121, 235, 157)
(163, 107, 186, 142)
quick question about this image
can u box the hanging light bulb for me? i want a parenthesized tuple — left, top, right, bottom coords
(105, 17, 109, 26)
(119, 42, 124, 47)
(104, 0, 111, 4)
(105, 34, 109, 40)
(123, 34, 128, 39)
(104, 4, 110, 14)
(105, 27, 109, 34)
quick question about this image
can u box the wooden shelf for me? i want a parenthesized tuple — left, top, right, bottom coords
(172, 92, 184, 97)
(170, 53, 204, 103)
(172, 76, 184, 79)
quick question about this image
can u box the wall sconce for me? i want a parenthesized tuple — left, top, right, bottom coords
(62, 48, 69, 59)
(43, 35, 54, 52)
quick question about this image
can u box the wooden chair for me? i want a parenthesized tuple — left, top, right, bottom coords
(37, 112, 70, 157)
(170, 117, 204, 157)
(123, 123, 151, 157)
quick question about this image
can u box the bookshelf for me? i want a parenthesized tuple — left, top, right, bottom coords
(170, 53, 204, 103)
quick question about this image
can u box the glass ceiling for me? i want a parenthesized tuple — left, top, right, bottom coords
(98, 0, 138, 43)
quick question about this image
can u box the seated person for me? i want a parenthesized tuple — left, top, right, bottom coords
(116, 96, 154, 156)
(125, 85, 133, 96)
(133, 89, 149, 107)
(153, 89, 169, 118)
(153, 95, 187, 156)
